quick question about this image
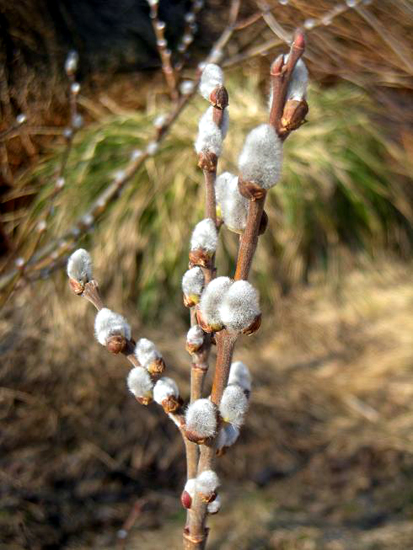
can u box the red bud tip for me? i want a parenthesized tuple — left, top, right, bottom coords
(293, 29, 305, 50)
(270, 54, 284, 76)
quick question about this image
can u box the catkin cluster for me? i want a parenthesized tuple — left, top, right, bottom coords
(67, 31, 310, 546)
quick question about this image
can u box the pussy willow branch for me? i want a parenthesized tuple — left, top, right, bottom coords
(149, 2, 179, 101)
(174, 0, 204, 73)
(187, 28, 306, 549)
(79, 279, 191, 435)
(185, 16, 236, 545)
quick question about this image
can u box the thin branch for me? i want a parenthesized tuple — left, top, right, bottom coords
(149, 2, 179, 101)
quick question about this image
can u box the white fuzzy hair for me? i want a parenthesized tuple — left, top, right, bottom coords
(185, 399, 217, 438)
(219, 280, 260, 333)
(94, 308, 131, 346)
(190, 218, 218, 253)
(238, 124, 283, 190)
(67, 249, 92, 284)
(199, 64, 224, 100)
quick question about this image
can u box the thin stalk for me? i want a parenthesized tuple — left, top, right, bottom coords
(234, 198, 265, 281)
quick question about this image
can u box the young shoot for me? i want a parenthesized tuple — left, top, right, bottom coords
(186, 324, 205, 353)
(219, 280, 261, 334)
(94, 308, 131, 352)
(228, 361, 252, 393)
(238, 124, 283, 189)
(194, 107, 228, 157)
(185, 398, 217, 442)
(182, 266, 205, 307)
(215, 172, 248, 233)
(199, 63, 224, 101)
(196, 469, 220, 497)
(198, 276, 232, 332)
(67, 249, 92, 293)
(287, 58, 309, 101)
(153, 377, 181, 413)
(190, 218, 218, 266)
(219, 384, 249, 428)
(127, 367, 154, 404)
(135, 338, 165, 374)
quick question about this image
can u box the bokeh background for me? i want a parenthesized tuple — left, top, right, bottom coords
(1, 1, 413, 548)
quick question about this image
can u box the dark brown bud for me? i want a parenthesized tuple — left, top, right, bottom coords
(209, 85, 229, 110)
(258, 210, 268, 236)
(242, 313, 262, 336)
(181, 490, 192, 509)
(147, 357, 166, 375)
(198, 151, 218, 172)
(238, 178, 267, 201)
(162, 395, 183, 414)
(189, 249, 212, 268)
(106, 334, 128, 354)
(280, 99, 309, 135)
(69, 277, 84, 295)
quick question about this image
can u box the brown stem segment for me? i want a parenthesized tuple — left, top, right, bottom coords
(204, 170, 218, 224)
(210, 331, 238, 404)
(234, 198, 265, 281)
(183, 529, 208, 550)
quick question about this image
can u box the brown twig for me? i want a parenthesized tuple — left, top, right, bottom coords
(149, 2, 179, 101)
(186, 23, 309, 548)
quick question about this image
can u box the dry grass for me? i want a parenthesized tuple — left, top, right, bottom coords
(10, 77, 412, 317)
(1, 260, 413, 548)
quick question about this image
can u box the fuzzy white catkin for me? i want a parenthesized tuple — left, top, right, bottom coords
(182, 267, 205, 297)
(220, 385, 249, 428)
(199, 64, 224, 100)
(194, 106, 228, 157)
(153, 377, 179, 404)
(228, 361, 252, 392)
(216, 422, 241, 450)
(223, 423, 240, 447)
(196, 470, 220, 494)
(207, 495, 221, 514)
(186, 325, 205, 347)
(215, 428, 227, 450)
(199, 276, 232, 329)
(186, 399, 217, 438)
(190, 218, 218, 253)
(94, 308, 131, 346)
(127, 367, 153, 398)
(215, 172, 248, 233)
(286, 57, 308, 101)
(238, 124, 283, 190)
(135, 338, 161, 368)
(219, 280, 260, 332)
(67, 249, 92, 284)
